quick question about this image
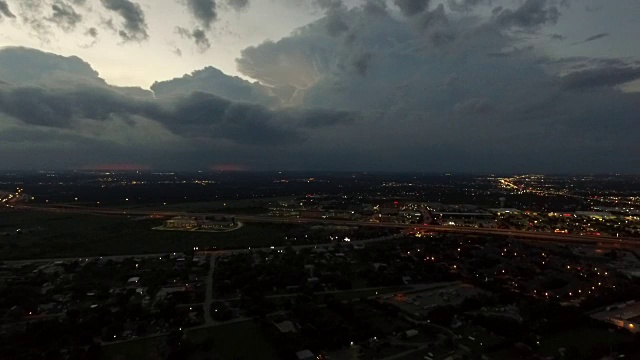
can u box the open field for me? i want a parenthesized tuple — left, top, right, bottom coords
(125, 197, 290, 214)
(187, 321, 279, 360)
(102, 320, 279, 360)
(0, 210, 298, 260)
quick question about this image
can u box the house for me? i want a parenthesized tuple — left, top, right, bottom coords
(296, 349, 315, 360)
(405, 329, 419, 338)
(274, 320, 297, 333)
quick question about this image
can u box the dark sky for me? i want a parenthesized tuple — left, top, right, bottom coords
(0, 0, 639, 172)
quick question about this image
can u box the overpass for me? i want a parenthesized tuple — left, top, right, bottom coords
(7, 203, 640, 248)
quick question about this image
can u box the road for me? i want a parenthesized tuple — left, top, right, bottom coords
(204, 233, 404, 256)
(1, 253, 186, 265)
(203, 255, 216, 325)
(0, 233, 403, 265)
(214, 282, 442, 302)
(9, 203, 640, 248)
(380, 344, 432, 360)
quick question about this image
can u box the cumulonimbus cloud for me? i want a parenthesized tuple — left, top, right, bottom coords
(0, 47, 356, 169)
(233, 2, 640, 172)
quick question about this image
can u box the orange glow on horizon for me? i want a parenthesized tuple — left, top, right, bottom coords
(210, 164, 247, 172)
(83, 164, 150, 171)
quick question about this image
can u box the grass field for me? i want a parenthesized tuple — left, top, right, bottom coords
(102, 320, 279, 360)
(130, 197, 290, 213)
(0, 210, 296, 260)
(187, 321, 279, 360)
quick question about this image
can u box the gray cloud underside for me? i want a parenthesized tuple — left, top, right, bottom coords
(100, 0, 148, 41)
(0, 47, 355, 169)
(0, 81, 354, 144)
(494, 0, 560, 29)
(394, 0, 430, 17)
(571, 32, 609, 45)
(314, 0, 344, 10)
(363, 0, 388, 16)
(448, 0, 491, 13)
(561, 65, 640, 89)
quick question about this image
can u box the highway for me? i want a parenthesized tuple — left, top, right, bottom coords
(8, 203, 640, 248)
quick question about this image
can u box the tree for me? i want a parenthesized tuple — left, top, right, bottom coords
(429, 305, 455, 326)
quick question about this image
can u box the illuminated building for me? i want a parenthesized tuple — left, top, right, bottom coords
(164, 216, 236, 230)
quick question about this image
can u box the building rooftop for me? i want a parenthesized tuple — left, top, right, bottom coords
(296, 349, 315, 360)
(592, 301, 640, 321)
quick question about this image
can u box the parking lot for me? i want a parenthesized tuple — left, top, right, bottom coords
(384, 284, 484, 317)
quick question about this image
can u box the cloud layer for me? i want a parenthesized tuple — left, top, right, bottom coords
(0, 1, 639, 172)
(233, 1, 640, 172)
(0, 47, 355, 169)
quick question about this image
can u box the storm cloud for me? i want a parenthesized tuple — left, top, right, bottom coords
(363, 0, 388, 16)
(0, 79, 348, 145)
(394, 0, 430, 17)
(571, 32, 609, 45)
(561, 65, 640, 89)
(233, 3, 640, 172)
(0, 47, 356, 169)
(1, 1, 640, 172)
(495, 0, 560, 29)
(448, 0, 491, 13)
